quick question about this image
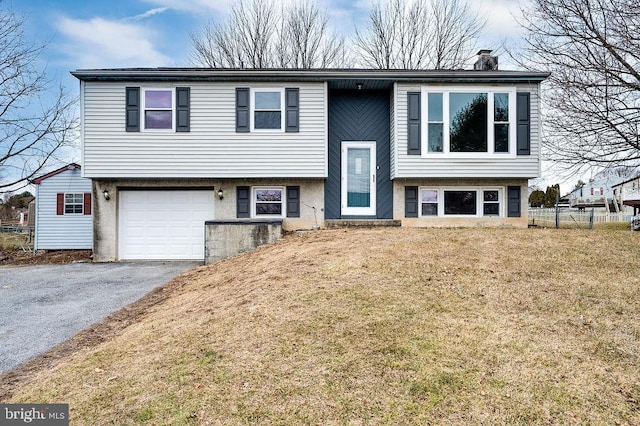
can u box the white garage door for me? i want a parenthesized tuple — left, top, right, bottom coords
(119, 190, 215, 260)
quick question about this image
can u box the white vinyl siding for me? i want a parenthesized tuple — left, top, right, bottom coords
(34, 169, 93, 250)
(392, 83, 541, 179)
(82, 82, 326, 179)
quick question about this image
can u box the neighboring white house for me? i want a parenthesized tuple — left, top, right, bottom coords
(569, 175, 634, 213)
(612, 174, 640, 216)
(31, 163, 93, 250)
(72, 51, 550, 261)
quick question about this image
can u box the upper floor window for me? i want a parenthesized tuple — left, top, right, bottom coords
(126, 87, 190, 133)
(251, 89, 285, 131)
(236, 87, 299, 133)
(143, 89, 174, 130)
(422, 87, 516, 157)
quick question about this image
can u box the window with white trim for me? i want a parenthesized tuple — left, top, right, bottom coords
(252, 89, 284, 131)
(252, 187, 285, 217)
(419, 187, 504, 217)
(422, 87, 517, 156)
(421, 189, 438, 216)
(65, 193, 84, 214)
(142, 88, 174, 130)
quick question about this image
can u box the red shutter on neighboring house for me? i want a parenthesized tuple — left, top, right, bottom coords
(600, 187, 604, 195)
(83, 193, 92, 215)
(591, 188, 594, 196)
(56, 193, 64, 215)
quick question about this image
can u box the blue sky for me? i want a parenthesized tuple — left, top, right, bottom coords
(8, 0, 559, 189)
(11, 0, 525, 90)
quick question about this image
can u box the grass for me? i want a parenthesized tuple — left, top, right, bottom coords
(0, 231, 28, 250)
(4, 228, 640, 425)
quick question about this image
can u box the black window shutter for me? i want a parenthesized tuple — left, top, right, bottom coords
(236, 88, 250, 133)
(507, 186, 521, 217)
(125, 87, 140, 132)
(286, 186, 300, 217)
(405, 186, 419, 217)
(237, 186, 250, 218)
(516, 92, 530, 155)
(407, 92, 421, 155)
(285, 88, 299, 132)
(176, 87, 190, 132)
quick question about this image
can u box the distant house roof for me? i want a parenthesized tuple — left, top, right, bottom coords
(71, 68, 550, 89)
(31, 163, 81, 184)
(612, 174, 640, 189)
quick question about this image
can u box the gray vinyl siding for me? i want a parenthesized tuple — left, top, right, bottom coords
(392, 83, 541, 179)
(34, 169, 93, 250)
(390, 84, 397, 179)
(82, 82, 327, 178)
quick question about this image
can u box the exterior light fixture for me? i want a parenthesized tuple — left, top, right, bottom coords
(217, 188, 224, 200)
(103, 189, 110, 201)
(356, 82, 363, 90)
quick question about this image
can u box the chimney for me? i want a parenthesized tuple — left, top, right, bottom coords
(474, 49, 498, 71)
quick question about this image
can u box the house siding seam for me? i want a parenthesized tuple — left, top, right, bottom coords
(82, 82, 327, 179)
(34, 169, 93, 250)
(393, 83, 541, 178)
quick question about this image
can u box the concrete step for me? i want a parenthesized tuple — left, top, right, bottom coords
(325, 219, 402, 229)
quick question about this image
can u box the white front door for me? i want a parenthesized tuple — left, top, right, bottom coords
(341, 141, 376, 216)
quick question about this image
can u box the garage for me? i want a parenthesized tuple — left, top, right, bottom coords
(118, 189, 215, 260)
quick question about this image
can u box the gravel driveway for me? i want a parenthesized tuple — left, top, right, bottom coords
(0, 261, 199, 374)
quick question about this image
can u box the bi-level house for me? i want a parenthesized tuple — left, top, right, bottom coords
(73, 52, 549, 261)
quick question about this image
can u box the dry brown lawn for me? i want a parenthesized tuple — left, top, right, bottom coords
(3, 228, 640, 425)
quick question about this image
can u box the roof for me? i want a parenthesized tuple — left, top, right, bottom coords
(71, 68, 550, 89)
(31, 163, 81, 184)
(611, 174, 640, 188)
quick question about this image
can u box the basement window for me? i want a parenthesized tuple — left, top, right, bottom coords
(420, 187, 504, 217)
(253, 187, 285, 217)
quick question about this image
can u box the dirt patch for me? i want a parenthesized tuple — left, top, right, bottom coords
(0, 249, 92, 266)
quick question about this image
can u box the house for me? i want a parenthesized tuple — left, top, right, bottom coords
(72, 52, 549, 262)
(612, 175, 640, 216)
(31, 163, 93, 250)
(569, 176, 627, 212)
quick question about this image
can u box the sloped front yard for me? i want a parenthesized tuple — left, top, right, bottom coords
(3, 228, 640, 424)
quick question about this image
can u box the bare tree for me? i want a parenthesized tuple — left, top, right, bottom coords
(283, 1, 347, 68)
(191, 0, 277, 68)
(190, 0, 348, 68)
(354, 0, 484, 69)
(0, 3, 76, 191)
(515, 0, 640, 172)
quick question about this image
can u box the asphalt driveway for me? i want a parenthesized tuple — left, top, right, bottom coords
(0, 261, 199, 374)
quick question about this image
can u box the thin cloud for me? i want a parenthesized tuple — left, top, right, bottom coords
(56, 16, 171, 69)
(142, 0, 234, 14)
(123, 7, 169, 22)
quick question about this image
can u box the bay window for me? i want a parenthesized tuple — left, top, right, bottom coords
(422, 87, 516, 156)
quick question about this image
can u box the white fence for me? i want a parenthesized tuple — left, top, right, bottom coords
(528, 208, 632, 229)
